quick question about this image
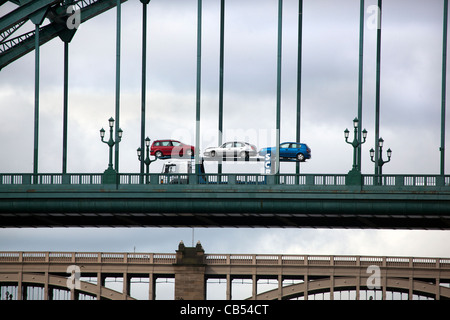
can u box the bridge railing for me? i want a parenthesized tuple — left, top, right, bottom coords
(203, 254, 450, 269)
(0, 173, 449, 187)
(364, 175, 450, 187)
(1, 252, 449, 269)
(0, 252, 177, 264)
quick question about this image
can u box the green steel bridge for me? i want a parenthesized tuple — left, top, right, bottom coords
(1, 1, 450, 229)
(1, 172, 449, 228)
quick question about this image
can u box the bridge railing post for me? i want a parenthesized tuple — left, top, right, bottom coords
(305, 175, 314, 185)
(266, 175, 276, 185)
(188, 174, 197, 185)
(437, 175, 445, 187)
(62, 174, 70, 185)
(22, 174, 31, 185)
(395, 175, 404, 187)
(149, 174, 158, 185)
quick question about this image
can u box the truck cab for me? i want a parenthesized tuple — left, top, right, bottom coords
(161, 160, 205, 184)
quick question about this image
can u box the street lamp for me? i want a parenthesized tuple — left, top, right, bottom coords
(137, 136, 157, 183)
(100, 117, 122, 183)
(370, 137, 392, 184)
(344, 117, 367, 186)
(344, 117, 367, 171)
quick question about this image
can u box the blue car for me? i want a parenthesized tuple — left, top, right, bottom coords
(259, 142, 311, 162)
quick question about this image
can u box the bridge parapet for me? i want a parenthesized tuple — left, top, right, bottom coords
(1, 172, 449, 189)
(2, 252, 449, 270)
(1, 173, 450, 229)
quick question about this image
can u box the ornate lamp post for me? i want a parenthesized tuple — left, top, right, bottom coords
(344, 117, 367, 185)
(370, 137, 392, 184)
(137, 137, 157, 184)
(100, 117, 122, 183)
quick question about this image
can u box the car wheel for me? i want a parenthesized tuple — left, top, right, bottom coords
(155, 151, 163, 158)
(296, 153, 305, 161)
(241, 151, 250, 159)
(210, 151, 216, 157)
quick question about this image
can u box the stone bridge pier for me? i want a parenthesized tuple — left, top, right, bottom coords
(174, 241, 206, 300)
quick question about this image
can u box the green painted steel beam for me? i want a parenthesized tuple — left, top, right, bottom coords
(357, 0, 364, 172)
(218, 0, 224, 175)
(374, 0, 382, 175)
(139, 0, 150, 176)
(441, 0, 448, 175)
(0, 23, 61, 70)
(114, 0, 121, 173)
(62, 41, 68, 174)
(33, 23, 40, 176)
(1, 183, 449, 228)
(275, 0, 282, 175)
(194, 0, 202, 175)
(296, 0, 303, 176)
(0, 0, 60, 34)
(0, 0, 128, 70)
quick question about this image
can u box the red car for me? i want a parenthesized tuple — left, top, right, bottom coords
(150, 139, 195, 158)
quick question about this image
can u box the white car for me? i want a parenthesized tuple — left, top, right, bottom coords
(204, 141, 258, 158)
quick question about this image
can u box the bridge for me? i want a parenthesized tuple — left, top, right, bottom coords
(1, 1, 450, 229)
(1, 243, 450, 300)
(1, 3, 450, 310)
(1, 172, 450, 228)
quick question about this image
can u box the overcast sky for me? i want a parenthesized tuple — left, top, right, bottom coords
(1, 0, 450, 279)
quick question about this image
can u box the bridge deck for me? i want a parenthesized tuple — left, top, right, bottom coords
(1, 173, 449, 229)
